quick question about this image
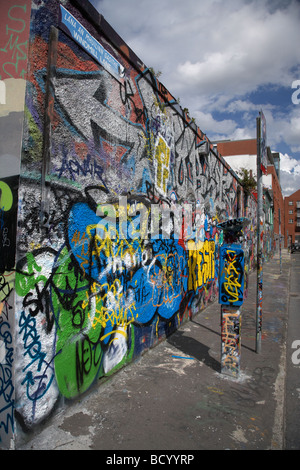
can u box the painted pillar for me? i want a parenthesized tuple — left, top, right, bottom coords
(218, 218, 249, 377)
(256, 111, 267, 353)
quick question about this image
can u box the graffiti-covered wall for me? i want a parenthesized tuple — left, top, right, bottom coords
(0, 0, 257, 447)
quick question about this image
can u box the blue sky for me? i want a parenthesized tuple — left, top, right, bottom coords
(90, 0, 300, 196)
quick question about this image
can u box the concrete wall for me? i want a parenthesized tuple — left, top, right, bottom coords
(0, 0, 257, 447)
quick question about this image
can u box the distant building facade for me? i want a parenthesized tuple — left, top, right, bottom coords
(214, 139, 285, 254)
(284, 189, 300, 247)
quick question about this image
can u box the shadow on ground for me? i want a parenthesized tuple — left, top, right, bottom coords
(167, 328, 221, 373)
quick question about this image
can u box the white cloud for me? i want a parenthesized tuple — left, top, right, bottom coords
(192, 110, 237, 136)
(280, 153, 300, 174)
(279, 153, 300, 196)
(168, 0, 300, 98)
(92, 0, 300, 102)
(226, 100, 260, 114)
(285, 116, 300, 153)
(261, 106, 300, 154)
(91, 0, 300, 196)
(93, 0, 300, 93)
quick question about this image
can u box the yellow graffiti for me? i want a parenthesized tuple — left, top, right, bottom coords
(71, 220, 148, 278)
(71, 230, 90, 274)
(187, 239, 215, 291)
(154, 136, 170, 193)
(84, 279, 136, 344)
(223, 251, 241, 303)
(221, 310, 240, 371)
(150, 252, 184, 306)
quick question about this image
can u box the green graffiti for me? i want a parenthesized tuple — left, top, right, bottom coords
(52, 247, 135, 398)
(15, 252, 48, 296)
(50, 246, 102, 398)
(0, 181, 13, 211)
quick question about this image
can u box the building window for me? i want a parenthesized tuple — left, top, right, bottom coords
(289, 219, 294, 223)
(289, 201, 293, 205)
(289, 210, 293, 214)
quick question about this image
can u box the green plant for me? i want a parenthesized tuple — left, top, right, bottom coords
(238, 168, 257, 192)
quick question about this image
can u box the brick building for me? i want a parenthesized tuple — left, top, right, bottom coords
(214, 139, 284, 251)
(284, 189, 300, 247)
(216, 138, 257, 159)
